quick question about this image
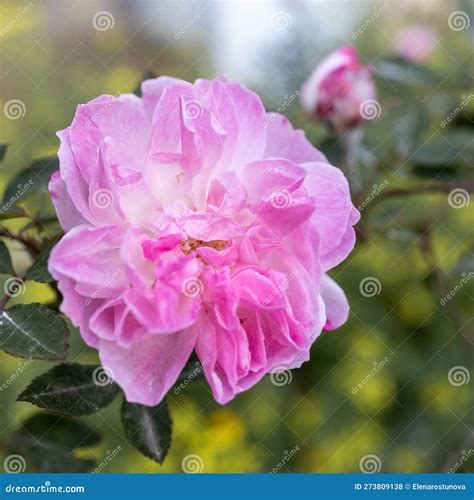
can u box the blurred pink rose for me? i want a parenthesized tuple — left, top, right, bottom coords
(395, 25, 437, 63)
(49, 76, 359, 406)
(300, 46, 377, 132)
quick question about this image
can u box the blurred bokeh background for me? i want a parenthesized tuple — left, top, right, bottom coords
(0, 0, 473, 473)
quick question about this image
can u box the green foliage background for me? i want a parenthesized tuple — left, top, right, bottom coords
(0, 0, 472, 473)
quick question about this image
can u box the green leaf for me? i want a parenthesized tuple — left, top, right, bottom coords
(0, 144, 8, 162)
(2, 156, 58, 206)
(5, 412, 101, 473)
(24, 240, 58, 283)
(393, 104, 429, 157)
(0, 206, 25, 219)
(0, 303, 69, 360)
(133, 70, 157, 97)
(374, 56, 436, 86)
(411, 128, 474, 173)
(0, 240, 14, 274)
(121, 398, 172, 464)
(17, 363, 120, 416)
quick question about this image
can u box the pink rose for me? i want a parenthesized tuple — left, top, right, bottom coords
(300, 46, 377, 132)
(395, 25, 437, 63)
(49, 76, 359, 406)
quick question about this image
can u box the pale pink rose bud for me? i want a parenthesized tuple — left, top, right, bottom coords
(300, 46, 377, 132)
(395, 25, 437, 63)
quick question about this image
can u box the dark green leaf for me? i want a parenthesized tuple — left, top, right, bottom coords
(5, 412, 101, 473)
(0, 303, 69, 360)
(17, 363, 120, 416)
(411, 128, 474, 172)
(374, 56, 436, 86)
(2, 156, 58, 206)
(0, 206, 25, 219)
(0, 144, 8, 162)
(393, 104, 429, 156)
(133, 70, 158, 97)
(0, 240, 14, 274)
(121, 398, 172, 464)
(24, 239, 58, 283)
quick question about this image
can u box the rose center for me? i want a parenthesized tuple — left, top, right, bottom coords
(180, 237, 228, 255)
